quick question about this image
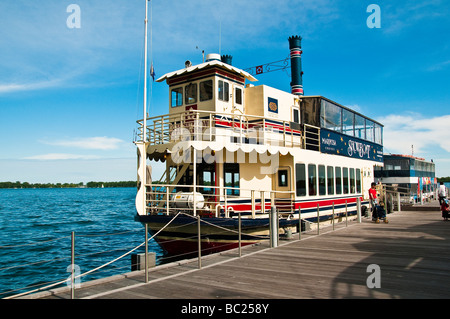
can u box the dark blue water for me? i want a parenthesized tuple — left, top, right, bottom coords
(0, 187, 163, 298)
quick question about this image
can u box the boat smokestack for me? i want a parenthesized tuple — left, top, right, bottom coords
(288, 35, 303, 96)
(221, 54, 232, 65)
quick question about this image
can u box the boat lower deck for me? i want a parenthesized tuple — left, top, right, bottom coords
(22, 206, 450, 300)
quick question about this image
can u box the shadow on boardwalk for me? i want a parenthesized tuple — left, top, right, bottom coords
(330, 211, 450, 298)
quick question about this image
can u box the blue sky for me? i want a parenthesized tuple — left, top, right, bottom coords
(1, 0, 450, 183)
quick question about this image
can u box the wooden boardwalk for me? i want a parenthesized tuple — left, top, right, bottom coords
(21, 207, 450, 300)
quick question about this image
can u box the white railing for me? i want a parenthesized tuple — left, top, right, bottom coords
(143, 182, 295, 218)
(136, 110, 308, 149)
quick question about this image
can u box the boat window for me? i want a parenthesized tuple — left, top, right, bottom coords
(171, 87, 183, 107)
(293, 108, 300, 123)
(366, 120, 375, 142)
(355, 114, 365, 140)
(218, 80, 229, 102)
(199, 80, 213, 102)
(199, 164, 215, 194)
(327, 166, 334, 195)
(295, 164, 306, 196)
(335, 167, 342, 194)
(342, 109, 354, 137)
(374, 123, 383, 145)
(343, 167, 349, 194)
(278, 169, 288, 187)
(318, 165, 326, 195)
(356, 168, 361, 193)
(301, 97, 320, 126)
(350, 168, 355, 193)
(224, 163, 239, 196)
(308, 164, 317, 196)
(235, 87, 242, 105)
(320, 99, 341, 132)
(185, 83, 197, 105)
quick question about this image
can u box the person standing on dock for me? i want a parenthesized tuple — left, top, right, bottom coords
(441, 198, 449, 221)
(438, 182, 447, 205)
(369, 183, 379, 222)
(369, 182, 388, 223)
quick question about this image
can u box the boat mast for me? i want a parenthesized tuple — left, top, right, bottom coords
(142, 0, 149, 195)
(143, 0, 149, 142)
(136, 0, 150, 216)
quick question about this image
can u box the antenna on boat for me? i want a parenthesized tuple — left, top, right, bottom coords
(196, 46, 205, 63)
(143, 0, 149, 140)
(219, 20, 222, 55)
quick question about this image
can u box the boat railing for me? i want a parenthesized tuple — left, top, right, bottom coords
(304, 124, 320, 151)
(144, 182, 295, 218)
(136, 109, 308, 150)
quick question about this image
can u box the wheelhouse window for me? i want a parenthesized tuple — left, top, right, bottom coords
(293, 108, 300, 123)
(295, 163, 306, 196)
(318, 165, 326, 195)
(308, 164, 317, 196)
(185, 83, 197, 105)
(200, 80, 213, 102)
(224, 163, 239, 196)
(235, 87, 242, 105)
(171, 87, 183, 107)
(218, 80, 229, 102)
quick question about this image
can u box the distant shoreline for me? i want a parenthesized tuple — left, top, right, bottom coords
(0, 181, 136, 189)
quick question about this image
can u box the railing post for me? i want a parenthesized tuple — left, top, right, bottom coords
(197, 215, 202, 269)
(345, 200, 348, 227)
(298, 206, 302, 240)
(357, 197, 362, 223)
(224, 191, 228, 218)
(261, 191, 265, 214)
(71, 231, 75, 299)
(251, 190, 255, 219)
(193, 148, 197, 217)
(397, 192, 401, 212)
(317, 204, 320, 235)
(166, 186, 170, 215)
(332, 202, 335, 231)
(238, 212, 242, 257)
(145, 223, 149, 283)
(209, 113, 212, 141)
(270, 206, 278, 248)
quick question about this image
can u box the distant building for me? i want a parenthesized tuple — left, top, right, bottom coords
(374, 154, 437, 202)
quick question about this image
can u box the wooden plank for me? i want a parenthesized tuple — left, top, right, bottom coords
(22, 208, 450, 300)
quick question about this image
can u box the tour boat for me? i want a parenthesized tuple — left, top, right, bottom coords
(134, 4, 383, 257)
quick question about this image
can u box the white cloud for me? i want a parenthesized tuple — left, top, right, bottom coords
(23, 153, 101, 160)
(427, 60, 450, 72)
(41, 137, 125, 150)
(379, 113, 450, 156)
